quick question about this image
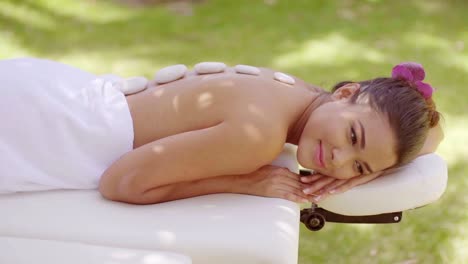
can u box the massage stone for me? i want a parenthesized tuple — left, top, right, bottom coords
(117, 76, 149, 95)
(234, 64, 261, 75)
(193, 62, 227, 74)
(152, 62, 296, 87)
(154, 64, 188, 84)
(273, 72, 296, 85)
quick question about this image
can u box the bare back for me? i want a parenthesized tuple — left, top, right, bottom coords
(125, 67, 320, 149)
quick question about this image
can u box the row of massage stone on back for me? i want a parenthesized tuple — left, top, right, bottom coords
(111, 62, 297, 95)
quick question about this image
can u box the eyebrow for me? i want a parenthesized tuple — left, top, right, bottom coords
(358, 120, 374, 174)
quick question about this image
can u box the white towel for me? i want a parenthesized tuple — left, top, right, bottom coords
(0, 58, 134, 193)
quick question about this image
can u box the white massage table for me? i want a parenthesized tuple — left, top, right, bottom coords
(0, 144, 447, 264)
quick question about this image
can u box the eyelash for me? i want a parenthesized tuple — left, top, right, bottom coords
(351, 127, 364, 175)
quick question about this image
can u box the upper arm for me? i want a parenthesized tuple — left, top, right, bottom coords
(99, 120, 283, 200)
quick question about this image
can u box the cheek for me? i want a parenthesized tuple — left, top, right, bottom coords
(296, 148, 307, 168)
(297, 128, 319, 169)
(308, 109, 336, 135)
(297, 137, 312, 168)
(306, 118, 335, 146)
(311, 110, 349, 144)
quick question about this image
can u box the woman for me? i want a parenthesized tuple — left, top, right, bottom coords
(0, 58, 442, 204)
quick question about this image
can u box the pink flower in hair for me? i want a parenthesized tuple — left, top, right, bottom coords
(391, 62, 434, 99)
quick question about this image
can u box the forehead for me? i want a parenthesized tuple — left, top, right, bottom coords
(351, 104, 398, 171)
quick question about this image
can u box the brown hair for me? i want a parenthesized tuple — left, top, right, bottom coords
(332, 78, 440, 167)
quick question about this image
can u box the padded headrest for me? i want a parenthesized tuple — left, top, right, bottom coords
(272, 144, 448, 216)
(318, 153, 447, 215)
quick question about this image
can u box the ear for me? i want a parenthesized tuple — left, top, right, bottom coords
(331, 83, 361, 101)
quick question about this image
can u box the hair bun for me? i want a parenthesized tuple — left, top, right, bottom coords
(429, 110, 440, 128)
(426, 98, 440, 128)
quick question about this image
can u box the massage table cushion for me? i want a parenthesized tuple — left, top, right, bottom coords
(0, 144, 447, 263)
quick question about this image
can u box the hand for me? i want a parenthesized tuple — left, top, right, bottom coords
(238, 165, 316, 203)
(300, 171, 382, 202)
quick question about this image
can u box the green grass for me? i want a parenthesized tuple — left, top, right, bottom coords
(1, 0, 467, 263)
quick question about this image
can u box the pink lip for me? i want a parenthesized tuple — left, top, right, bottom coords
(315, 140, 326, 168)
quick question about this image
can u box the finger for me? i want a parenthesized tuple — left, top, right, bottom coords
(327, 179, 359, 195)
(312, 192, 330, 203)
(268, 167, 300, 181)
(278, 176, 308, 193)
(300, 174, 322, 183)
(275, 186, 311, 201)
(271, 169, 307, 190)
(276, 188, 310, 203)
(281, 170, 302, 181)
(303, 191, 326, 203)
(330, 174, 378, 194)
(303, 177, 336, 195)
(322, 179, 348, 193)
(329, 182, 355, 194)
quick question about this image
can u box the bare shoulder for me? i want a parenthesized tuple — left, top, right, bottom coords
(228, 111, 288, 162)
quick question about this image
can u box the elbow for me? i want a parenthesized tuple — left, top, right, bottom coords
(98, 177, 121, 202)
(98, 171, 149, 205)
(98, 174, 125, 202)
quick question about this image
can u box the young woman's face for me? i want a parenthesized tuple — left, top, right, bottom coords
(297, 90, 398, 179)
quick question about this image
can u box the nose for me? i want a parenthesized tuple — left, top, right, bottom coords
(331, 146, 354, 168)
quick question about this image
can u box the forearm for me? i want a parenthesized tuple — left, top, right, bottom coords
(120, 173, 246, 204)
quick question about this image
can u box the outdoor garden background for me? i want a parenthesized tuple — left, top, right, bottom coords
(1, 0, 466, 263)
